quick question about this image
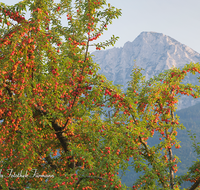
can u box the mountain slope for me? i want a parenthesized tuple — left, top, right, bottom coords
(91, 31, 200, 110)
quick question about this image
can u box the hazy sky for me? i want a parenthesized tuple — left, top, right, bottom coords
(1, 0, 200, 53)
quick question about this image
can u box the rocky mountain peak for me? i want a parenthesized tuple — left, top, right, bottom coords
(91, 31, 200, 110)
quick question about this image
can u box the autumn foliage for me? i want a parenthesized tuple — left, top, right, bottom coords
(0, 0, 200, 189)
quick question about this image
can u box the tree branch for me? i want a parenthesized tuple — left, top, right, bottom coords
(189, 178, 200, 190)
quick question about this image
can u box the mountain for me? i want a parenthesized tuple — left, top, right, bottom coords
(91, 32, 200, 189)
(91, 31, 200, 110)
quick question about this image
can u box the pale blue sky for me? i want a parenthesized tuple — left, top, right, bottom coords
(1, 0, 200, 53)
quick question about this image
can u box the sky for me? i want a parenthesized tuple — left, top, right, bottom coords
(1, 0, 200, 53)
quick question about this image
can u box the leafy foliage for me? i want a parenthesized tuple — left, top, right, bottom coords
(0, 0, 200, 190)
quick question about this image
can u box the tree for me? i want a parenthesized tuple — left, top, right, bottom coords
(0, 0, 125, 189)
(120, 63, 200, 190)
(177, 130, 200, 190)
(0, 0, 200, 190)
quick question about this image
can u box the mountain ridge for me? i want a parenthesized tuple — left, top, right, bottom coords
(91, 31, 200, 110)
